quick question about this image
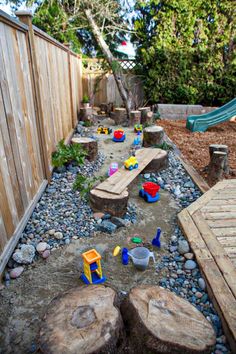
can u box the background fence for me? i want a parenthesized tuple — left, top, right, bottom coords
(82, 58, 144, 108)
(0, 10, 83, 274)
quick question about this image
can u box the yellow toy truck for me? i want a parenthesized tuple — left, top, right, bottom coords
(124, 156, 139, 170)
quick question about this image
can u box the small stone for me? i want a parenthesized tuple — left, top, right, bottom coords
(42, 250, 50, 259)
(198, 278, 206, 290)
(178, 240, 190, 255)
(54, 232, 63, 240)
(110, 217, 130, 228)
(93, 212, 105, 219)
(36, 242, 48, 253)
(12, 245, 35, 264)
(184, 260, 197, 270)
(72, 236, 78, 240)
(184, 252, 194, 260)
(0, 284, 5, 290)
(169, 246, 177, 253)
(102, 213, 111, 220)
(195, 291, 203, 299)
(144, 173, 150, 179)
(97, 220, 117, 234)
(10, 266, 24, 279)
(48, 229, 56, 235)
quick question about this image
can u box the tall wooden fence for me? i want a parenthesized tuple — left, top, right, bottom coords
(0, 10, 83, 275)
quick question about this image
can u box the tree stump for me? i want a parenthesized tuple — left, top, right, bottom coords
(121, 286, 216, 354)
(40, 286, 124, 354)
(90, 188, 129, 217)
(207, 151, 227, 185)
(113, 108, 127, 125)
(79, 107, 93, 122)
(139, 107, 151, 121)
(71, 137, 98, 161)
(209, 144, 229, 174)
(130, 111, 141, 126)
(143, 126, 164, 147)
(143, 149, 168, 173)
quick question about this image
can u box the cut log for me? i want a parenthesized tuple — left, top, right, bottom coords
(40, 286, 124, 354)
(71, 137, 98, 161)
(142, 111, 154, 125)
(121, 285, 216, 354)
(139, 106, 151, 122)
(209, 144, 229, 174)
(208, 151, 227, 185)
(143, 126, 164, 147)
(143, 149, 168, 173)
(79, 107, 93, 122)
(130, 110, 141, 126)
(113, 108, 127, 125)
(90, 188, 129, 217)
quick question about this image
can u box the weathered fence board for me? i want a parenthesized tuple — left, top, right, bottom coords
(0, 10, 83, 275)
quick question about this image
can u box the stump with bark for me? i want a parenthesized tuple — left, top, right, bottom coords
(143, 126, 164, 147)
(79, 107, 93, 122)
(121, 285, 216, 354)
(207, 151, 227, 185)
(130, 111, 141, 126)
(209, 144, 229, 174)
(90, 188, 129, 217)
(113, 108, 127, 125)
(40, 286, 124, 354)
(71, 137, 98, 161)
(139, 107, 154, 125)
(143, 149, 168, 173)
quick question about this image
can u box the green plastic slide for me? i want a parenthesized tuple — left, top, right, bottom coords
(186, 98, 236, 132)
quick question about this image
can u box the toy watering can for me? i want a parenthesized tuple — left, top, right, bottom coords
(128, 247, 155, 271)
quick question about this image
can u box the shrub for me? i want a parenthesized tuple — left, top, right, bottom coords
(51, 140, 87, 168)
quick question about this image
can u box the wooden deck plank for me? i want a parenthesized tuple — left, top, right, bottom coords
(207, 199, 236, 206)
(202, 205, 236, 212)
(217, 236, 236, 247)
(95, 148, 161, 195)
(207, 219, 236, 228)
(192, 211, 236, 298)
(203, 211, 236, 220)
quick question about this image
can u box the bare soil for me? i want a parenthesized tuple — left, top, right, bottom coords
(0, 123, 179, 354)
(158, 120, 236, 184)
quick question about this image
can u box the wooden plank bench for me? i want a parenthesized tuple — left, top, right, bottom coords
(90, 148, 168, 216)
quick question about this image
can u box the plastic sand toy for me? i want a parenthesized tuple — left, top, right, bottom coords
(112, 129, 126, 142)
(81, 249, 106, 284)
(139, 182, 160, 203)
(124, 156, 138, 170)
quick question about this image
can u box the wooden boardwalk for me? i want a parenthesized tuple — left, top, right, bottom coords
(178, 179, 236, 352)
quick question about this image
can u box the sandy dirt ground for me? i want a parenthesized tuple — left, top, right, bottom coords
(157, 120, 236, 185)
(0, 122, 180, 354)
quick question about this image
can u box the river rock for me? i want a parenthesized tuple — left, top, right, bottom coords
(97, 221, 117, 234)
(110, 217, 130, 228)
(184, 260, 197, 270)
(12, 245, 35, 264)
(42, 250, 50, 259)
(198, 278, 206, 290)
(178, 240, 190, 254)
(54, 232, 63, 240)
(121, 285, 216, 354)
(36, 242, 48, 253)
(10, 266, 24, 279)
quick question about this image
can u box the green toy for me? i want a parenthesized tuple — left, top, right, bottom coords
(131, 237, 143, 244)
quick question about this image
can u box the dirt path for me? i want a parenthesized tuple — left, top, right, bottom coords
(0, 122, 179, 354)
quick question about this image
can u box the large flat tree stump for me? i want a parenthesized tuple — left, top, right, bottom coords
(40, 286, 124, 354)
(113, 108, 127, 125)
(72, 137, 98, 161)
(121, 285, 216, 354)
(143, 125, 164, 147)
(90, 188, 129, 217)
(143, 150, 168, 173)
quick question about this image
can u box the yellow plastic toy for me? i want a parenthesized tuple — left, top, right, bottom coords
(124, 156, 139, 171)
(80, 249, 106, 284)
(113, 246, 121, 256)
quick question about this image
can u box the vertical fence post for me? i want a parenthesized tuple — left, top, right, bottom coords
(15, 10, 50, 180)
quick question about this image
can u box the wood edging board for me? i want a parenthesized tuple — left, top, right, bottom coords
(0, 180, 47, 279)
(95, 148, 162, 195)
(178, 209, 236, 352)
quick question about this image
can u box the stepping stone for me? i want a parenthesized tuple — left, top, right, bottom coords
(121, 285, 216, 354)
(40, 286, 124, 354)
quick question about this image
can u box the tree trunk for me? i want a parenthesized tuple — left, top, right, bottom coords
(71, 137, 98, 161)
(209, 144, 229, 174)
(143, 126, 164, 147)
(207, 151, 227, 185)
(85, 9, 133, 121)
(90, 188, 129, 217)
(40, 286, 124, 354)
(130, 110, 141, 126)
(121, 285, 216, 354)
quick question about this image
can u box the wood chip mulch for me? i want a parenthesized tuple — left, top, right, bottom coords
(157, 119, 236, 184)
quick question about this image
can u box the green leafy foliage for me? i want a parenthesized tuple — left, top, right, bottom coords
(51, 140, 87, 167)
(154, 141, 173, 151)
(73, 174, 106, 197)
(82, 94, 90, 103)
(133, 0, 236, 106)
